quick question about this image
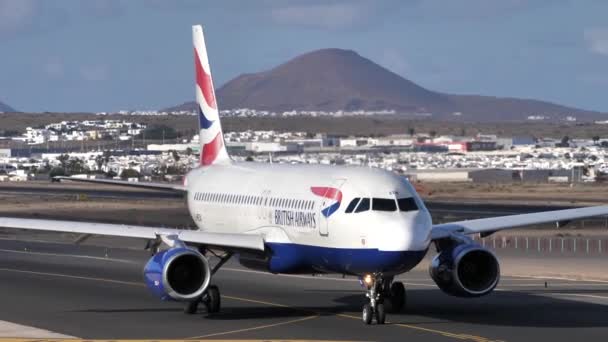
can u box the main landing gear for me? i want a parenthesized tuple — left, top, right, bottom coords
(184, 250, 233, 316)
(361, 274, 406, 325)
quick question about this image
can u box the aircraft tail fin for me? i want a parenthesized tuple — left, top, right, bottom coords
(192, 25, 230, 166)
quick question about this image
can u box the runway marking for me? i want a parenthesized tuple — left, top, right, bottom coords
(0, 267, 501, 342)
(0, 268, 143, 287)
(0, 248, 138, 264)
(188, 315, 320, 339)
(0, 321, 75, 339)
(507, 274, 608, 284)
(548, 293, 608, 301)
(223, 295, 292, 308)
(0, 340, 346, 342)
(336, 313, 503, 342)
(498, 283, 608, 287)
(223, 267, 437, 287)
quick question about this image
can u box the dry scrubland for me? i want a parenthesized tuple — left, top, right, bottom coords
(422, 182, 608, 206)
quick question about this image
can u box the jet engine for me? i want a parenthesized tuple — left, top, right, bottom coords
(429, 243, 500, 297)
(144, 247, 211, 301)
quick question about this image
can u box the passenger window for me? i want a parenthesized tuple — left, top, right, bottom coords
(345, 198, 360, 213)
(397, 198, 419, 212)
(372, 198, 397, 212)
(354, 198, 370, 213)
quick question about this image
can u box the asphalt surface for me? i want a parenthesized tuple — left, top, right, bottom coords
(0, 238, 608, 341)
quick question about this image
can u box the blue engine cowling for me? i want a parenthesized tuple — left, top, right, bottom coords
(429, 243, 500, 297)
(143, 247, 211, 301)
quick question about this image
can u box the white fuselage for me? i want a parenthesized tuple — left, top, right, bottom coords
(184, 162, 433, 275)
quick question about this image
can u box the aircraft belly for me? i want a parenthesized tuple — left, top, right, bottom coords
(265, 242, 427, 276)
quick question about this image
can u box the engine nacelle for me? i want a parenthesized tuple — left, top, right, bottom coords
(429, 243, 500, 297)
(143, 247, 211, 301)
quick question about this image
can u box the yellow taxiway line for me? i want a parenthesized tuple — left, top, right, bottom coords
(0, 267, 499, 342)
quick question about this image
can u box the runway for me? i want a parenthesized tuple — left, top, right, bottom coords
(0, 238, 607, 341)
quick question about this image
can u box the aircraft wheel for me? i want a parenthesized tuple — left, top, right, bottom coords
(362, 303, 373, 325)
(389, 281, 406, 313)
(206, 285, 221, 314)
(376, 303, 386, 325)
(184, 299, 199, 314)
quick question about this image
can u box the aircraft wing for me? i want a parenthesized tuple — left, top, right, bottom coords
(0, 217, 264, 251)
(54, 176, 186, 192)
(430, 205, 608, 241)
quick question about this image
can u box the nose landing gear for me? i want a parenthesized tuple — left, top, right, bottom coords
(361, 274, 406, 325)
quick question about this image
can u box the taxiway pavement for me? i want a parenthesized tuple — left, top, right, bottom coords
(0, 238, 607, 341)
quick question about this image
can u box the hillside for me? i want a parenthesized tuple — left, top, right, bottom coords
(0, 100, 15, 113)
(165, 48, 604, 121)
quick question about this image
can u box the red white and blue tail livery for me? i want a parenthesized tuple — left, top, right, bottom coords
(193, 25, 230, 166)
(3, 24, 608, 325)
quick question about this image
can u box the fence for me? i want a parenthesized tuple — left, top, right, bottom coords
(472, 235, 607, 255)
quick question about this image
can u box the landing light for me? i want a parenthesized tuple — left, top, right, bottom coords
(363, 274, 373, 287)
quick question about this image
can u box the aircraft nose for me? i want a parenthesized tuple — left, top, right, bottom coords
(378, 211, 432, 252)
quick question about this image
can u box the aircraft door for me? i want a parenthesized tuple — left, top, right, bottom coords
(258, 190, 271, 223)
(317, 179, 346, 237)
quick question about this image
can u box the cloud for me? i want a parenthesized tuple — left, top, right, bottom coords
(78, 0, 125, 18)
(404, 0, 564, 22)
(80, 65, 109, 81)
(584, 28, 608, 56)
(0, 0, 125, 38)
(271, 3, 361, 29)
(43, 60, 65, 78)
(0, 0, 36, 34)
(269, 1, 371, 30)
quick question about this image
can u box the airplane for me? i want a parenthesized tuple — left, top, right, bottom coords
(2, 25, 608, 325)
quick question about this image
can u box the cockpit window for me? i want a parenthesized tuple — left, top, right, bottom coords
(372, 198, 397, 212)
(345, 198, 360, 213)
(354, 198, 370, 213)
(397, 197, 419, 212)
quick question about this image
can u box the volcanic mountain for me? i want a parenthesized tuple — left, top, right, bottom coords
(166, 49, 603, 121)
(0, 100, 15, 113)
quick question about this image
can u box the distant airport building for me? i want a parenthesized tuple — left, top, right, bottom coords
(0, 149, 10, 158)
(406, 168, 584, 183)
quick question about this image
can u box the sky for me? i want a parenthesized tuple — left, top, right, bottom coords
(1, 0, 608, 113)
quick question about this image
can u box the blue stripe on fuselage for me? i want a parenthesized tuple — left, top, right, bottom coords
(265, 242, 427, 275)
